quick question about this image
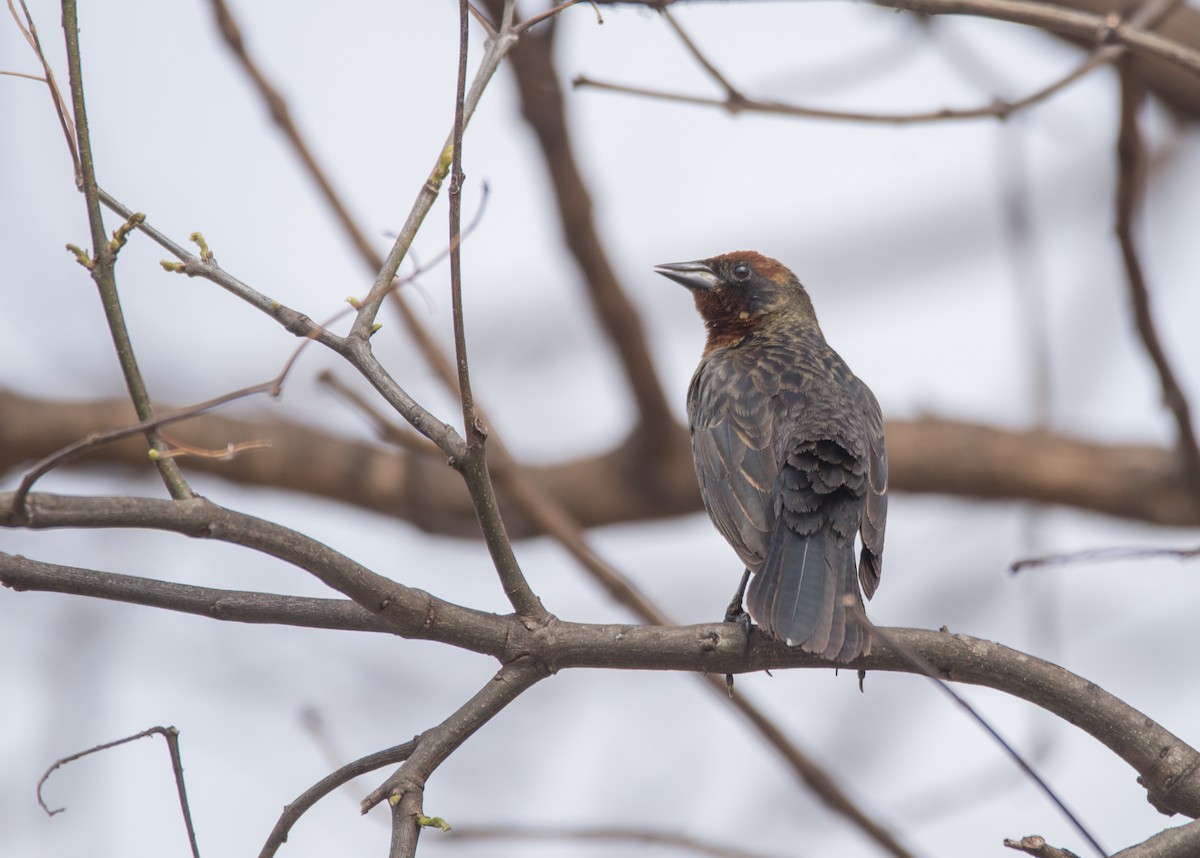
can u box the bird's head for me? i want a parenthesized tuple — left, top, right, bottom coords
(655, 251, 819, 354)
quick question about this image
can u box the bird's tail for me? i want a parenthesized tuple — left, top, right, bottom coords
(746, 523, 871, 662)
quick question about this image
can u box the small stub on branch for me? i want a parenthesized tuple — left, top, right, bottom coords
(188, 231, 213, 261)
(109, 212, 145, 252)
(65, 243, 93, 270)
(1003, 834, 1083, 858)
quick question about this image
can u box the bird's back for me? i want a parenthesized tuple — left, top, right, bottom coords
(688, 328, 886, 661)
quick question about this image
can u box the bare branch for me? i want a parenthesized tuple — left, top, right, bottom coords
(0, 491, 511, 658)
(9, 379, 282, 514)
(496, 5, 678, 453)
(258, 741, 417, 858)
(864, 615, 1105, 857)
(1012, 544, 1200, 572)
(1115, 58, 1200, 498)
(875, 0, 1200, 77)
(1110, 819, 1200, 858)
(579, 0, 1188, 125)
(0, 553, 392, 633)
(1004, 835, 1084, 858)
(445, 0, 544, 619)
(37, 726, 200, 858)
(361, 660, 548, 829)
(206, 0, 379, 273)
(604, 0, 1200, 79)
(7, 0, 77, 174)
(8, 394, 1199, 533)
(8, 494, 1200, 818)
(346, 9, 520, 338)
(60, 0, 191, 499)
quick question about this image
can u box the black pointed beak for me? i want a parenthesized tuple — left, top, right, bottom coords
(654, 260, 720, 292)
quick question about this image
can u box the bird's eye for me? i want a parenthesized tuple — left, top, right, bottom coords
(732, 263, 751, 281)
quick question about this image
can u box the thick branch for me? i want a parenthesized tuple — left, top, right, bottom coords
(4, 533, 1198, 819)
(0, 491, 512, 658)
(1112, 819, 1200, 858)
(4, 391, 1198, 532)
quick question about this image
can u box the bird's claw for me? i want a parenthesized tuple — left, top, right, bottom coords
(723, 604, 753, 696)
(724, 604, 753, 652)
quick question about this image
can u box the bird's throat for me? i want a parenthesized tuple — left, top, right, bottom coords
(695, 290, 758, 356)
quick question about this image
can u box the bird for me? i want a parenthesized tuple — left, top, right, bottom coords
(656, 251, 887, 662)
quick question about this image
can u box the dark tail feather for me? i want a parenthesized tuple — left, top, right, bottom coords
(747, 522, 870, 662)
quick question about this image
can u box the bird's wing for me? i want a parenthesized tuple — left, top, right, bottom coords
(854, 378, 888, 599)
(689, 362, 777, 569)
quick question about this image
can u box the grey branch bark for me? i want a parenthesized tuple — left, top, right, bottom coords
(3, 498, 1199, 819)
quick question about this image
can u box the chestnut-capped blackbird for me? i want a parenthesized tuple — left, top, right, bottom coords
(656, 251, 887, 662)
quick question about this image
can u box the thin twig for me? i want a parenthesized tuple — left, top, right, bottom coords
(445, 0, 544, 619)
(206, 0, 378, 277)
(360, 660, 549, 828)
(316, 371, 442, 455)
(877, 0, 1200, 78)
(1115, 57, 1200, 499)
(6, 272, 356, 514)
(347, 5, 520, 338)
(258, 741, 417, 858)
(578, 0, 1187, 126)
(9, 379, 278, 514)
(8, 0, 78, 176)
(604, 0, 1200, 79)
(514, 0, 596, 34)
(449, 0, 477, 442)
(37, 726, 201, 858)
(205, 0, 469, 405)
(854, 610, 1106, 858)
(1012, 544, 1200, 572)
(60, 0, 192, 500)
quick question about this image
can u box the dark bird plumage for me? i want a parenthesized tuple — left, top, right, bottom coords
(656, 251, 887, 662)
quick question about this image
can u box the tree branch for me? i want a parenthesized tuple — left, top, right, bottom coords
(0, 491, 512, 658)
(0, 553, 392, 633)
(6, 392, 1198, 532)
(258, 740, 418, 858)
(5, 498, 1200, 819)
(1115, 57, 1200, 498)
(1111, 819, 1200, 858)
(579, 0, 1188, 124)
(59, 0, 191, 499)
(362, 659, 549, 855)
(493, 1, 679, 454)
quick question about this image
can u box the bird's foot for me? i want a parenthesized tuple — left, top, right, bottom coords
(723, 601, 753, 697)
(723, 602, 753, 650)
